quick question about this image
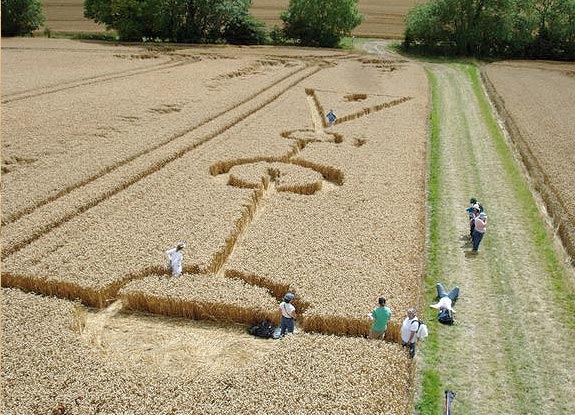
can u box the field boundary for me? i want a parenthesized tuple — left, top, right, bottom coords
(481, 67, 575, 264)
(415, 66, 442, 415)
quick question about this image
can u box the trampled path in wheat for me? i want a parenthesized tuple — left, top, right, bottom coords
(424, 63, 575, 415)
(1, 64, 320, 259)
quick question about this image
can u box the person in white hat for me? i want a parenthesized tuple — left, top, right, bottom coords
(472, 212, 487, 252)
(166, 242, 186, 277)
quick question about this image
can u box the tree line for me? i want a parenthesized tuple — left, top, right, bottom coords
(1, 0, 362, 49)
(3, 0, 573, 58)
(403, 0, 575, 60)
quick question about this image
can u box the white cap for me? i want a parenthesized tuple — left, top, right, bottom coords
(177, 242, 186, 249)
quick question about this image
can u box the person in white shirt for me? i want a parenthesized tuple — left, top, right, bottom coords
(430, 282, 459, 312)
(430, 282, 459, 325)
(401, 308, 419, 359)
(279, 292, 297, 337)
(165, 242, 185, 277)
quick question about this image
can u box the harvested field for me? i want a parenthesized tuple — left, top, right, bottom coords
(38, 0, 425, 38)
(39, 0, 109, 33)
(251, 0, 425, 38)
(483, 61, 575, 262)
(1, 38, 428, 413)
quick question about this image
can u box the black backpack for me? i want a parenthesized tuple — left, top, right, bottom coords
(249, 321, 276, 338)
(438, 309, 454, 325)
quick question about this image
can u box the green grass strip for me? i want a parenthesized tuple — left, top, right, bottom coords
(415, 67, 443, 415)
(418, 61, 574, 415)
(465, 65, 575, 332)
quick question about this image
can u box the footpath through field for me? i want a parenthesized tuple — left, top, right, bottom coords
(420, 63, 575, 414)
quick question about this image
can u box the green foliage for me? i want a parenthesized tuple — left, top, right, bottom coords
(404, 2, 448, 51)
(1, 0, 45, 36)
(84, 0, 267, 44)
(224, 9, 268, 44)
(281, 0, 362, 48)
(72, 32, 119, 41)
(269, 25, 290, 45)
(403, 0, 575, 59)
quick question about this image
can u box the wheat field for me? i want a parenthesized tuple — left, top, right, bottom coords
(483, 61, 575, 263)
(1, 38, 428, 414)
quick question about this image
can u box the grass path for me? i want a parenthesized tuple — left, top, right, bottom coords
(416, 63, 575, 415)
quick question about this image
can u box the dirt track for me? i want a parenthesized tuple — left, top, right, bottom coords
(421, 63, 575, 414)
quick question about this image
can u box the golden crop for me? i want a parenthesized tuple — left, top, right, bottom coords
(2, 39, 428, 414)
(484, 62, 575, 262)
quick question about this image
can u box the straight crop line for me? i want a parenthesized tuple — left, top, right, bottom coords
(2, 59, 191, 104)
(2, 66, 322, 260)
(480, 69, 575, 262)
(3, 64, 307, 226)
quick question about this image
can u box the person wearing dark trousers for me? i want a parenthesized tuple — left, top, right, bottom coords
(433, 282, 459, 307)
(401, 308, 419, 358)
(466, 198, 482, 239)
(431, 282, 459, 325)
(279, 293, 297, 337)
(472, 212, 487, 252)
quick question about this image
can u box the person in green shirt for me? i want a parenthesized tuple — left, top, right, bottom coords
(368, 297, 392, 339)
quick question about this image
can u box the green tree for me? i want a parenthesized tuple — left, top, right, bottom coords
(84, 0, 266, 43)
(404, 1, 449, 51)
(529, 0, 575, 57)
(403, 0, 574, 58)
(281, 0, 362, 48)
(224, 12, 268, 45)
(561, 1, 575, 58)
(2, 0, 45, 36)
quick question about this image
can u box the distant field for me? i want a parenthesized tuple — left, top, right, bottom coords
(40, 0, 108, 33)
(39, 0, 423, 38)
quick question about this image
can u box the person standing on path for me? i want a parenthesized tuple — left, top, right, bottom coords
(368, 296, 392, 339)
(279, 293, 297, 337)
(166, 242, 186, 277)
(466, 197, 482, 239)
(401, 308, 419, 358)
(472, 212, 487, 252)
